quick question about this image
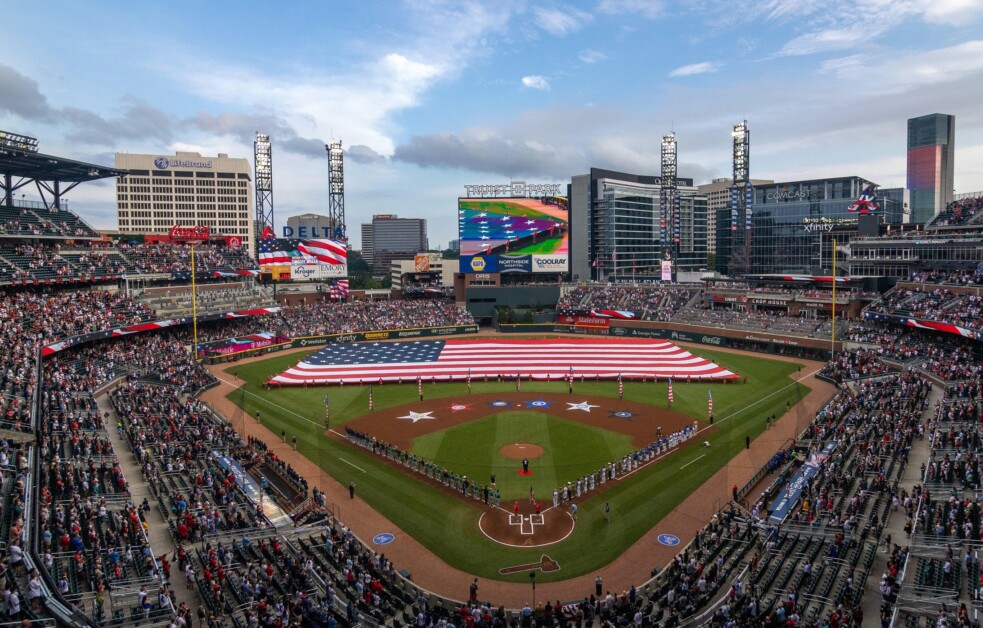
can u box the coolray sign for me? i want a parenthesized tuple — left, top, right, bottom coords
(155, 156, 213, 169)
(464, 182, 564, 198)
(532, 255, 567, 272)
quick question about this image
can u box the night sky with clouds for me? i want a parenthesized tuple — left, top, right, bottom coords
(1, 0, 981, 248)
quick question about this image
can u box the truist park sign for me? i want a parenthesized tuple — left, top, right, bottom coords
(464, 181, 563, 198)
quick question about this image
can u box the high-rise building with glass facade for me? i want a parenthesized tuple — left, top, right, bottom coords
(715, 176, 903, 275)
(907, 113, 955, 224)
(569, 168, 706, 280)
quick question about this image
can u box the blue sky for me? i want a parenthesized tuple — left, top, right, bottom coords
(2, 0, 982, 248)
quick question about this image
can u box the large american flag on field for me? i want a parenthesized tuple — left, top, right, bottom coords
(269, 338, 737, 385)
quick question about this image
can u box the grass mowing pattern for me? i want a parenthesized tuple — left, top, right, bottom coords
(411, 412, 636, 501)
(223, 347, 809, 582)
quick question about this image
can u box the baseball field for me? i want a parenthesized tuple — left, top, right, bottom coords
(217, 343, 809, 584)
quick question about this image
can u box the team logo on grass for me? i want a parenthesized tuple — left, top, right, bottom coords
(527, 399, 555, 408)
(490, 400, 511, 408)
(449, 404, 471, 412)
(499, 554, 561, 575)
(610, 410, 634, 420)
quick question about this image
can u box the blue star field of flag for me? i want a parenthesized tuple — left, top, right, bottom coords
(306, 340, 446, 366)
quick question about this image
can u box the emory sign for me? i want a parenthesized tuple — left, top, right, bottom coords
(464, 181, 563, 198)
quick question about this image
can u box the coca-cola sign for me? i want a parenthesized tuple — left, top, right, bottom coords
(169, 224, 212, 241)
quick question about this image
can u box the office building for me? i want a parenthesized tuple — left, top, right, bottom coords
(116, 151, 254, 252)
(697, 178, 774, 253)
(907, 113, 955, 224)
(715, 176, 902, 275)
(569, 168, 707, 280)
(360, 214, 428, 275)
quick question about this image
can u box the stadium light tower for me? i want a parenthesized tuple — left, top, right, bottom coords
(660, 132, 678, 272)
(326, 140, 347, 241)
(254, 133, 274, 248)
(729, 121, 752, 275)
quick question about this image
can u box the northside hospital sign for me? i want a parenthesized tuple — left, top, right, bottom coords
(464, 181, 564, 198)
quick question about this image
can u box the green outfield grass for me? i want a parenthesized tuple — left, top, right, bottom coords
(508, 234, 566, 255)
(223, 345, 811, 582)
(459, 200, 568, 223)
(411, 411, 636, 501)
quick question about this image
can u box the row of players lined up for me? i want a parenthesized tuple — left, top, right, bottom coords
(343, 424, 699, 510)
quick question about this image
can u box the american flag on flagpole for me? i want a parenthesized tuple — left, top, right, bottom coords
(270, 338, 738, 385)
(708, 389, 714, 416)
(668, 377, 674, 405)
(330, 279, 350, 299)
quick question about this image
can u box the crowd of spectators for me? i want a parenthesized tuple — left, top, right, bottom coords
(115, 243, 258, 275)
(868, 286, 983, 333)
(672, 305, 846, 339)
(556, 285, 696, 320)
(906, 268, 983, 286)
(281, 300, 474, 336)
(929, 195, 983, 227)
(819, 349, 891, 382)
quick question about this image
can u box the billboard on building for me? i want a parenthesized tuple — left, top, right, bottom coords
(458, 197, 568, 274)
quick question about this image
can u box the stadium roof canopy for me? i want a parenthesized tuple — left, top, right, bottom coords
(0, 143, 125, 208)
(0, 148, 124, 182)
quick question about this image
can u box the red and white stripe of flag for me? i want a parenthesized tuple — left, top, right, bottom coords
(298, 239, 347, 265)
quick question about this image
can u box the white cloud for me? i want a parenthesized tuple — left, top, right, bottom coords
(597, 0, 664, 19)
(533, 5, 593, 36)
(819, 41, 983, 92)
(168, 1, 512, 157)
(779, 23, 871, 56)
(521, 75, 551, 90)
(579, 49, 608, 64)
(669, 61, 721, 77)
(916, 0, 983, 25)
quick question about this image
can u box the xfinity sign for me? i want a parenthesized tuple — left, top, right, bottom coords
(803, 222, 834, 233)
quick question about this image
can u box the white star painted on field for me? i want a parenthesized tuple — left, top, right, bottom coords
(397, 410, 436, 423)
(566, 401, 599, 412)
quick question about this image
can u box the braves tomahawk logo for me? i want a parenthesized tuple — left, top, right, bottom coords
(498, 554, 561, 575)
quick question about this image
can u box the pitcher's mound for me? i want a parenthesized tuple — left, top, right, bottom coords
(500, 443, 544, 460)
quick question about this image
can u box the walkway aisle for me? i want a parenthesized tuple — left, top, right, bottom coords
(97, 393, 205, 614)
(859, 381, 943, 625)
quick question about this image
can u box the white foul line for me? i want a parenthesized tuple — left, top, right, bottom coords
(680, 454, 706, 470)
(338, 457, 367, 473)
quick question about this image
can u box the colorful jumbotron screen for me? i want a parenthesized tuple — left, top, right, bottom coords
(458, 197, 568, 274)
